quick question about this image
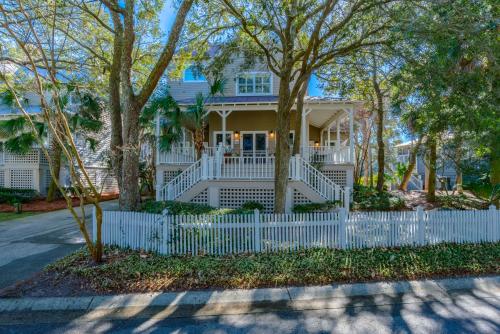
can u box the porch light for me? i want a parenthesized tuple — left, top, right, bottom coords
(314, 141, 320, 147)
(234, 131, 240, 139)
(270, 130, 274, 138)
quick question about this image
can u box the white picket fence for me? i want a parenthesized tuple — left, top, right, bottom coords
(94, 206, 500, 256)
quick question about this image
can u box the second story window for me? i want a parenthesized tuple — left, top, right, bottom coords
(183, 66, 206, 82)
(237, 72, 271, 95)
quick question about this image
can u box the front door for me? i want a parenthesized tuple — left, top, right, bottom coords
(241, 132, 267, 157)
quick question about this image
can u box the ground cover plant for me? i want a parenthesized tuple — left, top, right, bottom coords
(141, 200, 264, 215)
(353, 185, 406, 211)
(4, 242, 497, 297)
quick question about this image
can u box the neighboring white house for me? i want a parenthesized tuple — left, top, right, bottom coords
(0, 91, 118, 195)
(155, 56, 362, 212)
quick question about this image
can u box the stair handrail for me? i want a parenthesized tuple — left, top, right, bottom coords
(158, 158, 202, 200)
(292, 155, 345, 205)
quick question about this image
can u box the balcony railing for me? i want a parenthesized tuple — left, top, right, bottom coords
(159, 145, 353, 164)
(301, 146, 352, 164)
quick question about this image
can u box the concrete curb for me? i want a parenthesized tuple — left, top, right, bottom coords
(0, 276, 498, 312)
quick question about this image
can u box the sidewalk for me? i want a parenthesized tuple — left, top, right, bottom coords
(1, 276, 498, 313)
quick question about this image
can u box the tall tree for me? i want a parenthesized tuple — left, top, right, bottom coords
(100, 0, 194, 210)
(193, 0, 396, 212)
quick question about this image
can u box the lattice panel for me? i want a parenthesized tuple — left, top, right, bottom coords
(322, 170, 347, 186)
(5, 150, 39, 164)
(163, 170, 181, 183)
(219, 188, 274, 212)
(10, 169, 34, 189)
(190, 189, 208, 205)
(293, 190, 311, 205)
(0, 170, 5, 188)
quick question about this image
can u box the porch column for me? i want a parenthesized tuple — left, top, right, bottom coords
(336, 119, 340, 147)
(217, 109, 233, 151)
(349, 106, 354, 163)
(327, 124, 331, 146)
(301, 109, 307, 149)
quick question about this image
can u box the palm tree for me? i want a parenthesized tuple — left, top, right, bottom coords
(149, 78, 225, 160)
(0, 85, 103, 201)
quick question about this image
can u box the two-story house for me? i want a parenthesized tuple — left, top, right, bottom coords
(155, 57, 361, 212)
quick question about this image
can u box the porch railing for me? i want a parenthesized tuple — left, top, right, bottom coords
(158, 151, 349, 210)
(301, 146, 351, 164)
(158, 147, 196, 164)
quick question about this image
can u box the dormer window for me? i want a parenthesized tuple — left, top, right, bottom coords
(237, 72, 271, 95)
(183, 66, 206, 82)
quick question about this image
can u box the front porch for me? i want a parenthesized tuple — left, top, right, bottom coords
(157, 97, 359, 166)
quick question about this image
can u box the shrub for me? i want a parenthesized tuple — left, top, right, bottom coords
(292, 201, 340, 213)
(240, 201, 265, 211)
(353, 185, 405, 211)
(0, 187, 39, 204)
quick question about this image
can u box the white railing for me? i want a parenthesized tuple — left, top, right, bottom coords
(290, 155, 347, 208)
(220, 156, 275, 179)
(158, 159, 202, 200)
(302, 146, 351, 164)
(96, 206, 500, 256)
(158, 147, 196, 164)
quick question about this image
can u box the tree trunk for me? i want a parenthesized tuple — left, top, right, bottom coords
(399, 135, 423, 191)
(427, 136, 437, 202)
(375, 91, 385, 192)
(490, 135, 500, 207)
(120, 102, 141, 210)
(454, 135, 463, 194)
(109, 11, 124, 195)
(274, 74, 293, 213)
(292, 75, 310, 155)
(46, 139, 62, 202)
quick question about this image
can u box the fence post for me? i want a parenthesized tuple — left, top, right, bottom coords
(162, 209, 169, 255)
(417, 206, 425, 246)
(488, 205, 497, 242)
(92, 206, 97, 243)
(343, 187, 350, 212)
(254, 209, 261, 252)
(339, 208, 347, 249)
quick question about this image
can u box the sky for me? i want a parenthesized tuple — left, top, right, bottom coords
(160, 2, 326, 97)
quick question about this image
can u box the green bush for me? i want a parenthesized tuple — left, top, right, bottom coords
(140, 200, 256, 216)
(353, 185, 405, 211)
(240, 201, 265, 211)
(0, 187, 39, 204)
(292, 201, 340, 213)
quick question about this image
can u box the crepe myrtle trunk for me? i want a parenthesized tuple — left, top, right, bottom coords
(274, 77, 293, 213)
(399, 136, 422, 191)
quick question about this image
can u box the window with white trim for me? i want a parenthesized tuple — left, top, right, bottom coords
(214, 131, 233, 148)
(237, 72, 271, 95)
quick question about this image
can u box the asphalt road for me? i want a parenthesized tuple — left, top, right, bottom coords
(0, 288, 498, 333)
(0, 201, 118, 290)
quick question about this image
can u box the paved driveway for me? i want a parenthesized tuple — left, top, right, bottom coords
(0, 201, 118, 289)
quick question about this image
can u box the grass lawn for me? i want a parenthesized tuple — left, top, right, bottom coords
(32, 242, 499, 295)
(0, 211, 39, 222)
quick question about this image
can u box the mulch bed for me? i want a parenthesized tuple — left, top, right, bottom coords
(0, 193, 118, 213)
